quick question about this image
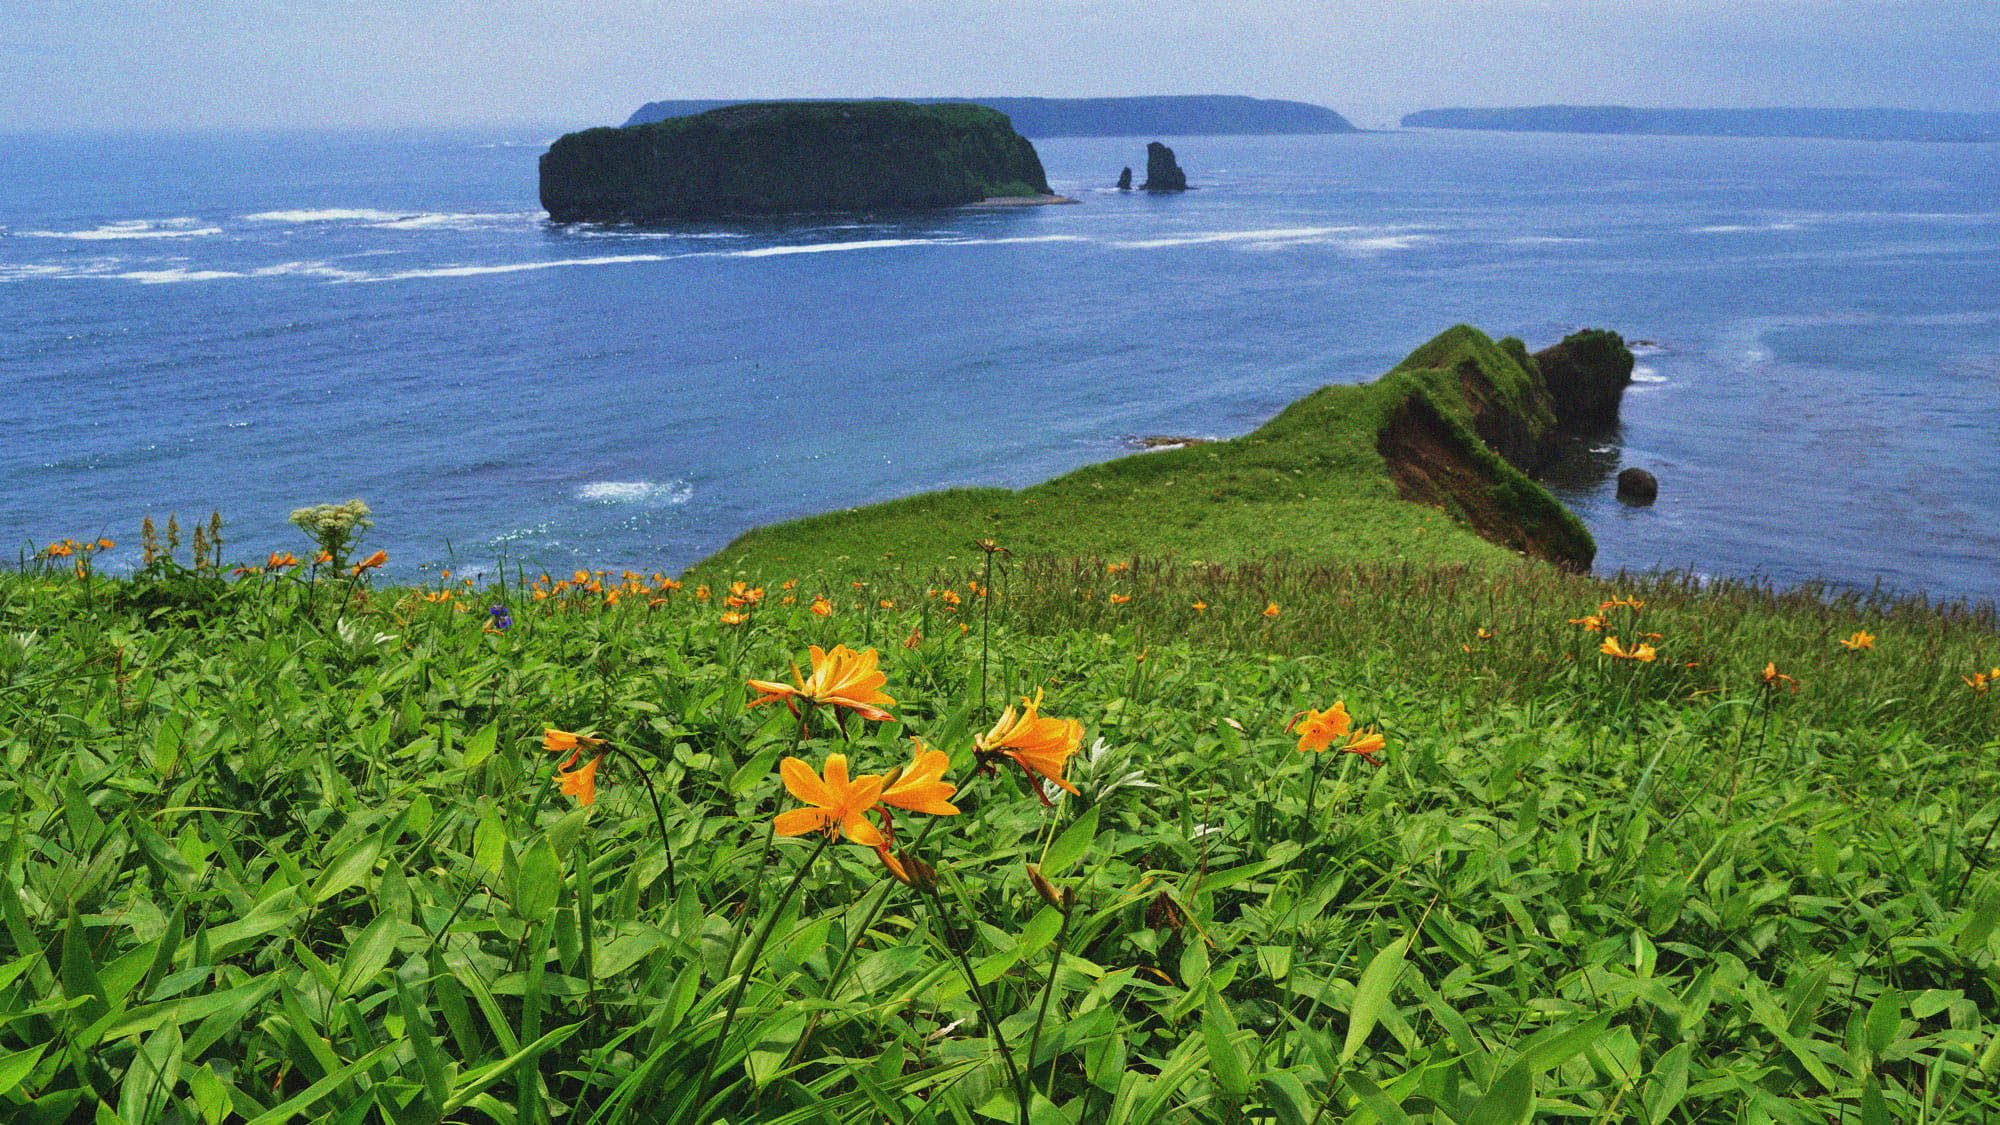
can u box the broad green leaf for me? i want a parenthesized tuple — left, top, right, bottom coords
(1865, 989, 1901, 1056)
(239, 1042, 397, 1125)
(1343, 1071, 1416, 1125)
(461, 719, 499, 769)
(1040, 806, 1100, 879)
(512, 838, 561, 924)
(0, 1044, 46, 1098)
(336, 911, 401, 999)
(1201, 984, 1250, 1097)
(311, 834, 381, 904)
(1643, 1042, 1691, 1125)
(1466, 1059, 1533, 1125)
(1342, 934, 1410, 1065)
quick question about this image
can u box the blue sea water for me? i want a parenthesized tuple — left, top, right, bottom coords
(2, 127, 1997, 602)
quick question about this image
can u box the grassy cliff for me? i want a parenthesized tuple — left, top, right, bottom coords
(540, 101, 1052, 222)
(696, 325, 1593, 579)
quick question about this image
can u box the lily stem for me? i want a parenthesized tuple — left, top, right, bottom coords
(693, 835, 830, 1115)
(923, 872, 1030, 1125)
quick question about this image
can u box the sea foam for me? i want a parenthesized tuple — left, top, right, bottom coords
(575, 480, 693, 505)
(22, 219, 220, 240)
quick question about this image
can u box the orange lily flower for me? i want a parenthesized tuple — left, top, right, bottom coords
(1286, 703, 1352, 753)
(544, 728, 608, 756)
(774, 754, 886, 846)
(351, 549, 387, 575)
(810, 596, 833, 617)
(719, 610, 747, 625)
(1760, 662, 1799, 691)
(1341, 727, 1387, 766)
(1600, 637, 1657, 662)
(1599, 596, 1645, 612)
(975, 689, 1083, 797)
(1263, 602, 1281, 618)
(1109, 594, 1130, 605)
(1840, 630, 1875, 651)
(1569, 615, 1604, 632)
(555, 752, 602, 806)
(747, 645, 897, 722)
(879, 740, 959, 816)
(1192, 600, 1208, 612)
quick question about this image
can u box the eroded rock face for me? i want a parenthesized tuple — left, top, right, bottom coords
(540, 101, 1053, 222)
(1116, 167, 1132, 190)
(1533, 329, 1636, 429)
(1373, 325, 1597, 571)
(1140, 142, 1188, 191)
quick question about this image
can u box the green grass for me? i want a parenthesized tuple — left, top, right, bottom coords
(694, 326, 1590, 580)
(3, 536, 1998, 1123)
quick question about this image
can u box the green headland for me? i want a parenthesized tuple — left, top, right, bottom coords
(697, 324, 1598, 580)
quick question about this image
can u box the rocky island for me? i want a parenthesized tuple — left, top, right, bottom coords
(539, 101, 1056, 223)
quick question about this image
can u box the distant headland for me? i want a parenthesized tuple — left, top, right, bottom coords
(540, 101, 1056, 223)
(1401, 105, 2000, 143)
(623, 95, 1358, 137)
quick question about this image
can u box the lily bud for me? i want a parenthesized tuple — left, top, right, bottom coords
(1026, 863, 1070, 911)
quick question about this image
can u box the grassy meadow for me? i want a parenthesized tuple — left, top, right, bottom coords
(4, 523, 1999, 1125)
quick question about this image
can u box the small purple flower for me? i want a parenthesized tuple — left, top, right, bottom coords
(487, 604, 513, 631)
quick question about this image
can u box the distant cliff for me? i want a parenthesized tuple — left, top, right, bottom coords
(1401, 105, 2000, 143)
(540, 101, 1053, 223)
(624, 96, 1358, 137)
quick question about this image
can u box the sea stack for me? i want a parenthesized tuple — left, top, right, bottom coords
(1140, 142, 1188, 191)
(1533, 329, 1637, 429)
(1116, 167, 1132, 190)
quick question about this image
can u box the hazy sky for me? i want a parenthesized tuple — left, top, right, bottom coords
(5, 0, 1996, 131)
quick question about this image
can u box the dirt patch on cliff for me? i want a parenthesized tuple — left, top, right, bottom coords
(1377, 393, 1590, 572)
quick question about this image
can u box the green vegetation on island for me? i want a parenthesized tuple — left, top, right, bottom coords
(1401, 105, 2000, 143)
(624, 96, 1359, 137)
(697, 325, 1598, 581)
(540, 101, 1053, 223)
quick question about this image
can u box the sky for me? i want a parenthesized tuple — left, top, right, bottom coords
(3, 0, 1996, 132)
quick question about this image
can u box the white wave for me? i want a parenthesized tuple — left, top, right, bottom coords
(575, 480, 693, 505)
(1631, 364, 1667, 384)
(1508, 235, 1594, 245)
(366, 254, 675, 281)
(115, 268, 246, 284)
(1114, 226, 1367, 250)
(370, 211, 541, 230)
(727, 237, 939, 257)
(0, 261, 121, 282)
(251, 261, 376, 282)
(22, 219, 221, 240)
(244, 207, 538, 231)
(244, 208, 410, 223)
(1693, 221, 1804, 234)
(1342, 234, 1429, 253)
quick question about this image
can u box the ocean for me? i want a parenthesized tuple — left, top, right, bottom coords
(3, 126, 1996, 602)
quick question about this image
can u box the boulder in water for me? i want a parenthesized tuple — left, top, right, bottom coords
(1616, 467, 1658, 505)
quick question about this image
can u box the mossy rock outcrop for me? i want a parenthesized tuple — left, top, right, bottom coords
(695, 325, 1626, 579)
(540, 101, 1053, 222)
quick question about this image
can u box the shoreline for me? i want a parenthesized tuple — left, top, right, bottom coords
(968, 193, 1079, 207)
